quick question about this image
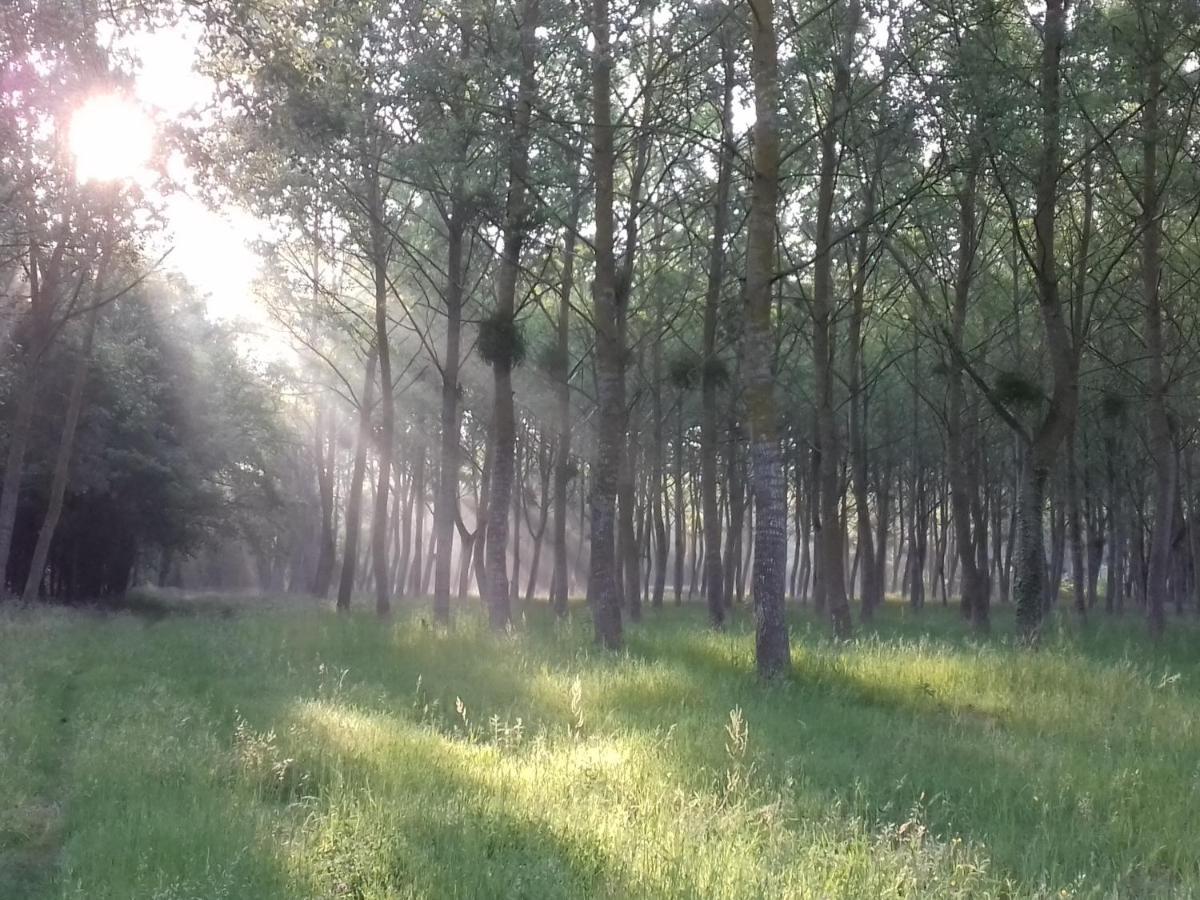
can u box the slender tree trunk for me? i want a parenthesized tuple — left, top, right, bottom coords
(0, 243, 51, 595)
(1141, 16, 1173, 640)
(469, 439, 492, 599)
(312, 403, 337, 597)
(619, 423, 641, 620)
(674, 404, 685, 604)
(744, 0, 790, 676)
(588, 0, 623, 648)
(22, 303, 101, 602)
(433, 212, 466, 623)
(809, 0, 861, 638)
(723, 440, 744, 609)
(337, 349, 378, 610)
(366, 165, 394, 619)
(409, 439, 426, 598)
(788, 444, 802, 600)
(483, 0, 538, 630)
(699, 30, 736, 626)
(1066, 434, 1087, 618)
(650, 288, 668, 609)
(1015, 0, 1076, 641)
(946, 152, 989, 629)
(0, 363, 38, 595)
(874, 472, 890, 607)
(848, 171, 879, 619)
(511, 429, 523, 609)
(524, 438, 552, 603)
(550, 181, 583, 616)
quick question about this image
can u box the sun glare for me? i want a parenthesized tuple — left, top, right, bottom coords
(69, 94, 153, 183)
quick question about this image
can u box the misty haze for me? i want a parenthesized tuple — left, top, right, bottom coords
(2, 0, 1199, 897)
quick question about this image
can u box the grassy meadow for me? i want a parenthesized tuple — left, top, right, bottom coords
(1, 596, 1198, 899)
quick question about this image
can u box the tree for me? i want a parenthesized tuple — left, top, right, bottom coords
(744, 0, 790, 677)
(588, 0, 623, 649)
(483, 0, 540, 631)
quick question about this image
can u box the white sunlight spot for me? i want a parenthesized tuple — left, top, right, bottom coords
(70, 94, 153, 184)
(124, 21, 211, 118)
(731, 87, 755, 134)
(116, 20, 283, 354)
(161, 193, 261, 321)
(158, 196, 293, 363)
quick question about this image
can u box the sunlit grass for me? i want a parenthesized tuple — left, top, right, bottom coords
(1, 599, 1198, 898)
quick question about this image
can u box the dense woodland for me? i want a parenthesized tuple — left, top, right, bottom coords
(4, 0, 1200, 675)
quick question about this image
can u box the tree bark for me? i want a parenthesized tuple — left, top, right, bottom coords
(337, 348, 378, 610)
(1015, 0, 1076, 641)
(311, 402, 337, 598)
(588, 0, 623, 648)
(433, 211, 466, 623)
(550, 181, 583, 616)
(650, 272, 668, 609)
(484, 0, 539, 631)
(847, 170, 879, 620)
(1140, 11, 1173, 640)
(946, 152, 989, 629)
(365, 161, 394, 619)
(809, 0, 861, 638)
(22, 301, 100, 602)
(701, 27, 736, 627)
(744, 0, 790, 677)
(0, 239, 54, 595)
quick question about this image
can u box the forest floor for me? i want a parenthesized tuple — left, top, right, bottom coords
(1, 596, 1198, 899)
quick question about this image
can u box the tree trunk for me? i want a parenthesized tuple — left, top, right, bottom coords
(0, 243, 52, 595)
(550, 180, 583, 616)
(1015, 0, 1075, 641)
(22, 303, 100, 602)
(1140, 16, 1173, 640)
(744, 0, 790, 677)
(483, 0, 538, 630)
(366, 164, 394, 619)
(337, 349, 378, 610)
(524, 437, 552, 603)
(588, 0, 623, 648)
(1066, 434, 1087, 619)
(847, 170, 879, 620)
(311, 402, 337, 598)
(650, 287, 668, 609)
(619, 423, 641, 620)
(809, 0, 861, 638)
(696, 31, 736, 625)
(946, 152, 989, 629)
(673, 404, 685, 604)
(433, 211, 466, 623)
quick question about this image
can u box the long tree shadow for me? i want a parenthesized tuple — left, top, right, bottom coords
(596, 609, 1200, 895)
(227, 604, 1197, 894)
(23, 603, 1198, 897)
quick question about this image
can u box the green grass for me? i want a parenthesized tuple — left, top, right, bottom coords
(2, 598, 1198, 899)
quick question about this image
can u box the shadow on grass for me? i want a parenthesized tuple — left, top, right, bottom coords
(294, 605, 1194, 893)
(14, 599, 1199, 897)
(532, 602, 1200, 893)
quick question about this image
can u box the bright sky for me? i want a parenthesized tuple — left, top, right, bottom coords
(117, 22, 270, 328)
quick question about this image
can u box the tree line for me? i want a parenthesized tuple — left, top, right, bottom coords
(4, 0, 1200, 675)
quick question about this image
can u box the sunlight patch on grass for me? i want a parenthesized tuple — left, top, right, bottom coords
(2, 603, 1198, 897)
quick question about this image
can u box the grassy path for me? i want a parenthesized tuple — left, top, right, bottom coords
(0, 615, 85, 896)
